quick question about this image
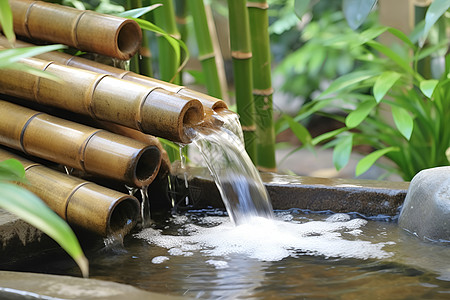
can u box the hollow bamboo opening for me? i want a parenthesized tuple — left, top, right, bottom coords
(108, 197, 140, 233)
(134, 145, 161, 183)
(117, 21, 142, 56)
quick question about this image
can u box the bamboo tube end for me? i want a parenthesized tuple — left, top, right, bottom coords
(107, 196, 141, 235)
(180, 99, 204, 143)
(133, 145, 161, 186)
(115, 19, 142, 60)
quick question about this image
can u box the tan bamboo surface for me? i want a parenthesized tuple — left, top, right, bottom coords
(8, 0, 142, 60)
(0, 36, 228, 112)
(0, 54, 204, 143)
(96, 121, 171, 180)
(0, 100, 162, 187)
(0, 147, 141, 236)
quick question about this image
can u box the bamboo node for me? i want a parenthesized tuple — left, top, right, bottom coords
(19, 112, 44, 154)
(198, 52, 216, 62)
(23, 1, 38, 38)
(72, 11, 88, 49)
(246, 2, 269, 9)
(64, 182, 90, 220)
(241, 125, 256, 131)
(136, 86, 160, 131)
(34, 61, 55, 103)
(87, 74, 109, 118)
(253, 87, 274, 96)
(231, 51, 252, 60)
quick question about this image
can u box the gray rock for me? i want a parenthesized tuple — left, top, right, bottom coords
(399, 167, 450, 243)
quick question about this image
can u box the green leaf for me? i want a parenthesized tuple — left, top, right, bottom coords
(283, 115, 312, 147)
(0, 159, 27, 183)
(317, 70, 379, 99)
(345, 99, 377, 128)
(116, 4, 162, 18)
(0, 183, 88, 277)
(312, 127, 349, 146)
(373, 71, 402, 103)
(0, 45, 66, 69)
(333, 134, 353, 170)
(419, 79, 439, 98)
(131, 17, 189, 79)
(356, 147, 399, 176)
(0, 0, 15, 45)
(419, 0, 450, 47)
(366, 40, 415, 75)
(391, 105, 414, 140)
(342, 0, 377, 30)
(387, 27, 416, 50)
(294, 0, 311, 19)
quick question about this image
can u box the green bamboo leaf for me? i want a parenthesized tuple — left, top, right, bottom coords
(0, 183, 88, 277)
(345, 99, 377, 128)
(312, 127, 349, 146)
(387, 27, 416, 50)
(358, 26, 388, 45)
(342, 0, 377, 30)
(391, 105, 414, 140)
(116, 4, 162, 18)
(366, 41, 415, 75)
(356, 147, 399, 176)
(419, 0, 450, 47)
(283, 115, 312, 147)
(0, 0, 15, 45)
(317, 70, 379, 99)
(294, 0, 311, 19)
(419, 79, 439, 98)
(373, 71, 402, 103)
(0, 45, 66, 69)
(333, 134, 353, 171)
(132, 17, 189, 76)
(0, 159, 27, 183)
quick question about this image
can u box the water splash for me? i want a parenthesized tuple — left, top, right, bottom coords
(185, 110, 273, 225)
(135, 213, 394, 265)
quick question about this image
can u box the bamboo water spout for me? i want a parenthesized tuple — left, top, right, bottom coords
(0, 36, 228, 112)
(8, 0, 141, 60)
(0, 56, 204, 143)
(0, 148, 140, 236)
(0, 100, 161, 187)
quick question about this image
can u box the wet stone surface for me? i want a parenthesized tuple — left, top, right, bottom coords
(176, 168, 409, 219)
(399, 166, 450, 243)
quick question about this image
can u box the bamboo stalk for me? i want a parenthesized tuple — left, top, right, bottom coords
(0, 36, 228, 111)
(126, 0, 153, 76)
(0, 55, 204, 143)
(227, 0, 257, 161)
(188, 0, 223, 99)
(150, 0, 180, 84)
(0, 100, 162, 187)
(9, 0, 142, 60)
(248, 0, 276, 171)
(175, 0, 188, 85)
(0, 147, 140, 236)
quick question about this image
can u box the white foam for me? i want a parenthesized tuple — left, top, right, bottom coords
(206, 260, 229, 269)
(151, 256, 169, 264)
(135, 214, 393, 267)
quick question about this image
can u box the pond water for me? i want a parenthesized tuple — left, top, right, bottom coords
(23, 209, 449, 299)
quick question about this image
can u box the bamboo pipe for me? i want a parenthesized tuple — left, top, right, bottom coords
(0, 100, 161, 187)
(248, 0, 276, 171)
(0, 147, 140, 236)
(0, 55, 204, 143)
(0, 36, 228, 111)
(9, 0, 142, 60)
